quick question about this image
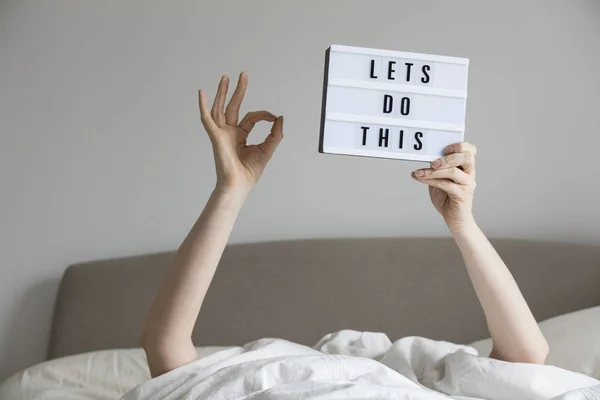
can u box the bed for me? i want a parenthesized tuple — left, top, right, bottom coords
(2, 237, 600, 398)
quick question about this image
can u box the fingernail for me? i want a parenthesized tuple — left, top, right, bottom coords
(432, 159, 441, 168)
(444, 144, 454, 154)
(415, 170, 425, 177)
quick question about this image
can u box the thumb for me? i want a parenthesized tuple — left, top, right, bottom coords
(257, 116, 284, 159)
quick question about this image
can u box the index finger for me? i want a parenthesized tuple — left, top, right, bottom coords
(444, 142, 477, 155)
(437, 142, 476, 176)
(432, 151, 475, 170)
(238, 110, 277, 134)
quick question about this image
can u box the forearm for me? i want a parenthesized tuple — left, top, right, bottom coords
(452, 220, 548, 363)
(142, 186, 248, 375)
(140, 72, 282, 377)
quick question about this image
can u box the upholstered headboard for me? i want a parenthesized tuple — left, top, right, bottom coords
(47, 237, 600, 360)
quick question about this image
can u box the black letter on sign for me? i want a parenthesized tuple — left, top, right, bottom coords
(383, 95, 393, 113)
(388, 61, 396, 80)
(421, 65, 430, 83)
(369, 59, 378, 79)
(414, 131, 423, 150)
(405, 62, 413, 82)
(361, 126, 369, 146)
(398, 129, 404, 149)
(400, 97, 410, 116)
(379, 128, 389, 147)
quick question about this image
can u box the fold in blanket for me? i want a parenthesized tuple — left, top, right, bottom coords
(122, 330, 600, 400)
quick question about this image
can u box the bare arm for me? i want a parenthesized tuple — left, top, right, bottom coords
(453, 221, 549, 363)
(141, 187, 247, 376)
(141, 72, 284, 377)
(412, 143, 548, 364)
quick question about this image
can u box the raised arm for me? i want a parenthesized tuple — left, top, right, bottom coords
(141, 73, 284, 377)
(411, 143, 548, 364)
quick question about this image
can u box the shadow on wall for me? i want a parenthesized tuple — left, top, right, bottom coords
(0, 278, 61, 380)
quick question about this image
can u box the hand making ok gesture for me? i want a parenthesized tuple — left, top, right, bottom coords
(199, 72, 284, 191)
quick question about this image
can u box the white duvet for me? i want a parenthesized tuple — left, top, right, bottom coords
(122, 330, 600, 400)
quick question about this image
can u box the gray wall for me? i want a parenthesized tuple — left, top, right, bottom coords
(0, 0, 598, 380)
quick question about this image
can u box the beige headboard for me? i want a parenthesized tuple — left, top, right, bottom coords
(47, 237, 600, 360)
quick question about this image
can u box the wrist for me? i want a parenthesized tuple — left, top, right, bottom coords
(214, 183, 252, 198)
(449, 215, 478, 239)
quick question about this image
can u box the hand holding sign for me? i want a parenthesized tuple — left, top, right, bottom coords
(199, 73, 284, 190)
(412, 142, 477, 233)
(319, 45, 469, 162)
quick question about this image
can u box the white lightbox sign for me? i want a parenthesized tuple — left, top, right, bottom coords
(319, 45, 469, 162)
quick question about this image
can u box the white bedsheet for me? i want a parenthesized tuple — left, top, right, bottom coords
(122, 330, 600, 400)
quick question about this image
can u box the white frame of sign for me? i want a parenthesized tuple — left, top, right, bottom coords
(319, 45, 469, 163)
